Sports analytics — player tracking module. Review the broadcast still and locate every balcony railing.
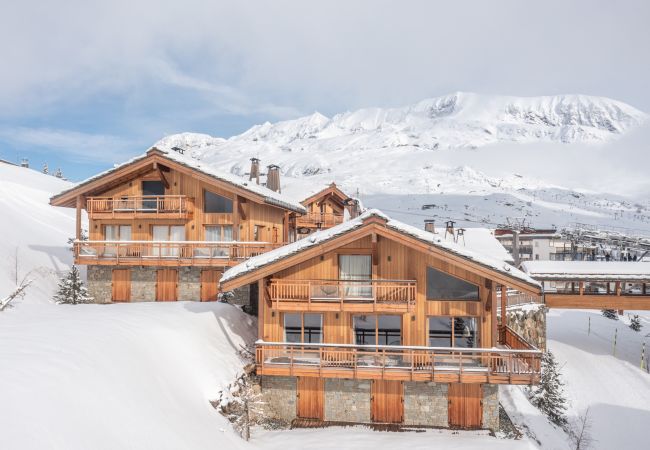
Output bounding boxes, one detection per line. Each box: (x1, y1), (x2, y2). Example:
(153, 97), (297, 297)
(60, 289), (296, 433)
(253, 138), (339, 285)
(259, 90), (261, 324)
(255, 340), (541, 385)
(269, 279), (417, 312)
(297, 212), (344, 228)
(86, 196), (194, 219)
(74, 240), (282, 266)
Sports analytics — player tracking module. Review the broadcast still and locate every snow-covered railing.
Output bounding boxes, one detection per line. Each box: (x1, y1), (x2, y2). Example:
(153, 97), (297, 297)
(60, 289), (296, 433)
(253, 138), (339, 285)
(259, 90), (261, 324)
(496, 288), (543, 312)
(268, 279), (417, 312)
(86, 195), (194, 219)
(255, 340), (541, 385)
(74, 240), (283, 265)
(297, 212), (344, 227)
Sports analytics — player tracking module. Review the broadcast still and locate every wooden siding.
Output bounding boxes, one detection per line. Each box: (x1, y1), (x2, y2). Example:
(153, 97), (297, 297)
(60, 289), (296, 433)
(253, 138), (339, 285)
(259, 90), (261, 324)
(448, 383), (482, 429)
(297, 377), (324, 420)
(545, 293), (650, 310)
(200, 269), (221, 302)
(371, 380), (403, 423)
(111, 269), (131, 302)
(156, 269), (178, 301)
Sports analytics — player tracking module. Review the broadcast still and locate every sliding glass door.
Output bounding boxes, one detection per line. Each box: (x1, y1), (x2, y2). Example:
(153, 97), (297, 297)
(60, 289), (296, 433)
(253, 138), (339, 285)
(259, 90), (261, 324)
(339, 254), (372, 298)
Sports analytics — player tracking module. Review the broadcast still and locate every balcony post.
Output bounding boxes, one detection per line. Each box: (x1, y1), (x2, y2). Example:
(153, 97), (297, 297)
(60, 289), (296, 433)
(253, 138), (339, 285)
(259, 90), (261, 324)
(75, 195), (83, 241)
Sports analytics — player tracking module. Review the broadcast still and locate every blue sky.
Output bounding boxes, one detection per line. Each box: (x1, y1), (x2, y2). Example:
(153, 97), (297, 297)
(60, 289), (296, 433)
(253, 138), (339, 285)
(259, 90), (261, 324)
(1, 1), (648, 181)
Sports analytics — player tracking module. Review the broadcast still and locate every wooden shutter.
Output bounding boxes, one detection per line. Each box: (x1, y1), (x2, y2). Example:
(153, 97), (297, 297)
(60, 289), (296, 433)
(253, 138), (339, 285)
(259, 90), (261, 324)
(296, 377), (324, 420)
(200, 270), (221, 302)
(371, 380), (403, 423)
(111, 269), (131, 302)
(156, 269), (178, 301)
(448, 383), (483, 429)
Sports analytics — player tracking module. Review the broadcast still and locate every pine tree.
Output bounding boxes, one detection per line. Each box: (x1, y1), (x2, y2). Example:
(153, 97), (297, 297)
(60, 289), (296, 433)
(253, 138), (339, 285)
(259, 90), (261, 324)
(529, 351), (568, 427)
(53, 266), (94, 305)
(630, 315), (642, 332)
(602, 309), (618, 320)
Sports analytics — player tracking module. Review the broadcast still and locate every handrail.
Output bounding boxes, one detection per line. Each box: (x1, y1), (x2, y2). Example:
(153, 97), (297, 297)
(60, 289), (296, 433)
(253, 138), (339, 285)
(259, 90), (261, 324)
(297, 212), (345, 226)
(86, 195), (194, 218)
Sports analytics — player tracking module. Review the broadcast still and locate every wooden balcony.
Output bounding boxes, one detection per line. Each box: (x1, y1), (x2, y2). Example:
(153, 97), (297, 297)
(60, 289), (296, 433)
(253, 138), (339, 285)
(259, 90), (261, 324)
(74, 240), (282, 267)
(255, 340), (541, 385)
(297, 212), (344, 228)
(269, 279), (417, 312)
(86, 196), (194, 219)
(543, 280), (650, 310)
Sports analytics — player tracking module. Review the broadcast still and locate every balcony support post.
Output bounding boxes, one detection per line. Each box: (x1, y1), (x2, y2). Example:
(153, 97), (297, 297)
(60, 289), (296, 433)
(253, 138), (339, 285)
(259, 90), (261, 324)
(75, 195), (83, 242)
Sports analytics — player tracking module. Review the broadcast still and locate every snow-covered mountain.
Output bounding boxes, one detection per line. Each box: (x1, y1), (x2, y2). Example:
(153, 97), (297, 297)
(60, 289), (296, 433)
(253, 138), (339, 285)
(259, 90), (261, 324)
(155, 92), (650, 233)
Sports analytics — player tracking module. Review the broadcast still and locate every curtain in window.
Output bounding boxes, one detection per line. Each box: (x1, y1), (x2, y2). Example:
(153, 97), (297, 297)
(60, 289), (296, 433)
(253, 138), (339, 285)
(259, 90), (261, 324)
(104, 225), (119, 257)
(119, 226), (131, 241)
(339, 255), (372, 298)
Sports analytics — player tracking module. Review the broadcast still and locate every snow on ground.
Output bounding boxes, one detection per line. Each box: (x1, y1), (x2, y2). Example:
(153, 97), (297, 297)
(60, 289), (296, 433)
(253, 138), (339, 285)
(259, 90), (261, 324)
(545, 308), (650, 450)
(0, 163), (77, 301)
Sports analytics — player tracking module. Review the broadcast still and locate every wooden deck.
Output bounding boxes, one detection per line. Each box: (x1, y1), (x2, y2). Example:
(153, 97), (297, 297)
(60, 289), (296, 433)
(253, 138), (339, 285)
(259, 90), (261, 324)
(255, 340), (541, 385)
(86, 195), (193, 219)
(269, 279), (417, 313)
(543, 280), (650, 309)
(74, 240), (282, 267)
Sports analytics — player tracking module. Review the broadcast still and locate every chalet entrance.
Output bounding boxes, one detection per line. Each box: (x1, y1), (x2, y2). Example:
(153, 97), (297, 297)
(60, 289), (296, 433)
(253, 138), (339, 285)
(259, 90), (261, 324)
(111, 269), (131, 302)
(156, 269), (178, 301)
(200, 269), (221, 302)
(448, 383), (483, 429)
(296, 377), (324, 420)
(371, 380), (403, 423)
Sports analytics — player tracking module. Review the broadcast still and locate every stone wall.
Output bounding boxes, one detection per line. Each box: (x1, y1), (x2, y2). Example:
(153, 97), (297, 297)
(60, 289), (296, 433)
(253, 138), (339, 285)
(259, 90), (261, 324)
(86, 265), (112, 303)
(178, 267), (201, 301)
(506, 305), (547, 350)
(228, 284), (251, 306)
(482, 384), (499, 431)
(130, 267), (156, 302)
(403, 382), (448, 427)
(261, 376), (296, 423)
(324, 379), (371, 423)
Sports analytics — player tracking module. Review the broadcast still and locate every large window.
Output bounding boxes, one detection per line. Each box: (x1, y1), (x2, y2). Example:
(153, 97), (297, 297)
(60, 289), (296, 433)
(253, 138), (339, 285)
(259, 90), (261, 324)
(142, 181), (165, 210)
(204, 190), (233, 213)
(104, 225), (131, 241)
(428, 316), (478, 348)
(205, 225), (233, 241)
(340, 254), (372, 298)
(426, 266), (479, 301)
(152, 225), (185, 256)
(354, 315), (401, 346)
(284, 313), (322, 343)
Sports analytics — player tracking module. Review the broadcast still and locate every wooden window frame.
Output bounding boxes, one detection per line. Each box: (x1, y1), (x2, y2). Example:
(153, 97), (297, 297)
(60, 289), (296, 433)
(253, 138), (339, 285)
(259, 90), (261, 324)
(204, 224), (233, 241)
(352, 314), (403, 346)
(283, 312), (323, 343)
(103, 224), (131, 240)
(426, 266), (480, 301)
(203, 189), (233, 214)
(427, 315), (480, 348)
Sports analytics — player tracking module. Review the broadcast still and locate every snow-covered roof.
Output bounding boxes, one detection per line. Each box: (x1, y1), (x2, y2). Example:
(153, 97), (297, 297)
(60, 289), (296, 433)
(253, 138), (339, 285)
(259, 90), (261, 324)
(51, 147), (306, 214)
(221, 209), (540, 289)
(522, 261), (650, 281)
(441, 228), (514, 264)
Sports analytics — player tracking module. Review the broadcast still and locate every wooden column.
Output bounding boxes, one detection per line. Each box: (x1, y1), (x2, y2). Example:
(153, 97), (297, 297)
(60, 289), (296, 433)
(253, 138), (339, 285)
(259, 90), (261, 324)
(258, 279), (265, 340)
(491, 286), (497, 348)
(75, 195), (83, 241)
(233, 195), (240, 240)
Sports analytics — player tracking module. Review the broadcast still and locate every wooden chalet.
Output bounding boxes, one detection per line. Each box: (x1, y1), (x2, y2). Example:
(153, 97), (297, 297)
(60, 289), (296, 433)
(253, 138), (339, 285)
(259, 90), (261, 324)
(296, 183), (360, 237)
(49, 147), (306, 303)
(221, 210), (542, 429)
(523, 261), (650, 310)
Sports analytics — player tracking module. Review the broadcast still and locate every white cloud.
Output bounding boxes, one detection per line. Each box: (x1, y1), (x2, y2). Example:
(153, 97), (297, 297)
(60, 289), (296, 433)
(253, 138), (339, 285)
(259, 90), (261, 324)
(0, 127), (138, 164)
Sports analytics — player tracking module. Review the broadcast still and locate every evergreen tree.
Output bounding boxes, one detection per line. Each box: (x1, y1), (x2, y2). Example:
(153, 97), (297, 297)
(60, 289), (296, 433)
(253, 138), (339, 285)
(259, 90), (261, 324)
(601, 309), (618, 320)
(529, 351), (568, 427)
(630, 315), (642, 332)
(53, 266), (94, 305)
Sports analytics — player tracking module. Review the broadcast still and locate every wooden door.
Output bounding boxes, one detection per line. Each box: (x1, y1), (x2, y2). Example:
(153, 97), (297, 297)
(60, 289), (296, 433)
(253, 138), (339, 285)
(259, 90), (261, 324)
(371, 380), (403, 423)
(448, 383), (483, 429)
(111, 269), (131, 302)
(296, 377), (324, 420)
(156, 269), (178, 302)
(200, 270), (221, 302)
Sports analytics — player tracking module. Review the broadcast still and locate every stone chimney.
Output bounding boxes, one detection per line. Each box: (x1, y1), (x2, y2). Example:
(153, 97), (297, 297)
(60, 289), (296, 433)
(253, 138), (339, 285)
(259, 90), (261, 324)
(20, 158), (29, 168)
(424, 219), (436, 233)
(249, 158), (260, 184)
(266, 164), (281, 193)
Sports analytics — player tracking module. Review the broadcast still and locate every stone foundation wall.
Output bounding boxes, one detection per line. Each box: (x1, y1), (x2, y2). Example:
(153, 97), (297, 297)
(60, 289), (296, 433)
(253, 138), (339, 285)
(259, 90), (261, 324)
(482, 384), (499, 431)
(261, 376), (296, 423)
(178, 267), (201, 301)
(85, 265), (207, 303)
(506, 305), (547, 350)
(228, 284), (251, 306)
(403, 382), (448, 427)
(324, 379), (371, 423)
(131, 267), (156, 302)
(86, 265), (112, 303)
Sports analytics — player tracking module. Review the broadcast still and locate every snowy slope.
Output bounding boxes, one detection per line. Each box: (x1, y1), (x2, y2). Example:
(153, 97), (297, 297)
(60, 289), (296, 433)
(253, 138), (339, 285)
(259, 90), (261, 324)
(154, 93), (650, 233)
(0, 163), (78, 302)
